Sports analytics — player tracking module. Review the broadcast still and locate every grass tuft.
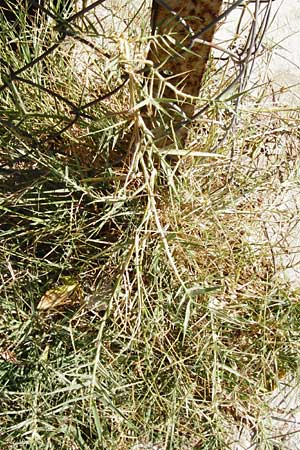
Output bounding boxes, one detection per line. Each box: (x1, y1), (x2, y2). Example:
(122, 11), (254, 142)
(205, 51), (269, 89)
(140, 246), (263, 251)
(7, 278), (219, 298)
(1, 2), (299, 449)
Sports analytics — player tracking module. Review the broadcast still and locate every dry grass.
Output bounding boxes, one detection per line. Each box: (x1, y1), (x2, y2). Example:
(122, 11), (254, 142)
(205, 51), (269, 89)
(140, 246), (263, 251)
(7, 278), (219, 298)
(0, 2), (299, 449)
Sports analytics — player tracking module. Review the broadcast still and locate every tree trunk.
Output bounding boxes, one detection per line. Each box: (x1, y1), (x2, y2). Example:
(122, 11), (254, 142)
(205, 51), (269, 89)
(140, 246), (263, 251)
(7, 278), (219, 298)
(147, 0), (223, 147)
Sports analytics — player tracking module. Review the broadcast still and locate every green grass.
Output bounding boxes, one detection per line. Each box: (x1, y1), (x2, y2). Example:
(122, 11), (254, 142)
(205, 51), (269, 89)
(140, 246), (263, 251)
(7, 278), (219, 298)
(1, 2), (300, 449)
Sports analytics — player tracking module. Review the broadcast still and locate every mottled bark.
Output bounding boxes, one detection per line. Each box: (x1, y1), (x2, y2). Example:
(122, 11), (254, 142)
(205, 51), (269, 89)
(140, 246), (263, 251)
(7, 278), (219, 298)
(147, 0), (223, 146)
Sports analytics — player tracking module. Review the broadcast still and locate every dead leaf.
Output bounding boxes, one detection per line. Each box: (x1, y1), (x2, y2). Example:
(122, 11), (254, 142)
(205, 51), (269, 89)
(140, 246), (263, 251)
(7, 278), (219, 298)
(0, 349), (19, 364)
(37, 277), (82, 311)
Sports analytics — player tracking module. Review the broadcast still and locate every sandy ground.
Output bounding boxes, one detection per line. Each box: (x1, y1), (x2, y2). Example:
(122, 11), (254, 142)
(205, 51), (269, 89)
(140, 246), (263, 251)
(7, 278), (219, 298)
(221, 1), (300, 448)
(216, 0), (300, 105)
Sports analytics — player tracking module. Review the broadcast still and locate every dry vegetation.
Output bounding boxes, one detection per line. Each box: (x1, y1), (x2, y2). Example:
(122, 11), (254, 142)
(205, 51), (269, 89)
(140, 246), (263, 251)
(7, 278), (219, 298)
(0, 1), (299, 449)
